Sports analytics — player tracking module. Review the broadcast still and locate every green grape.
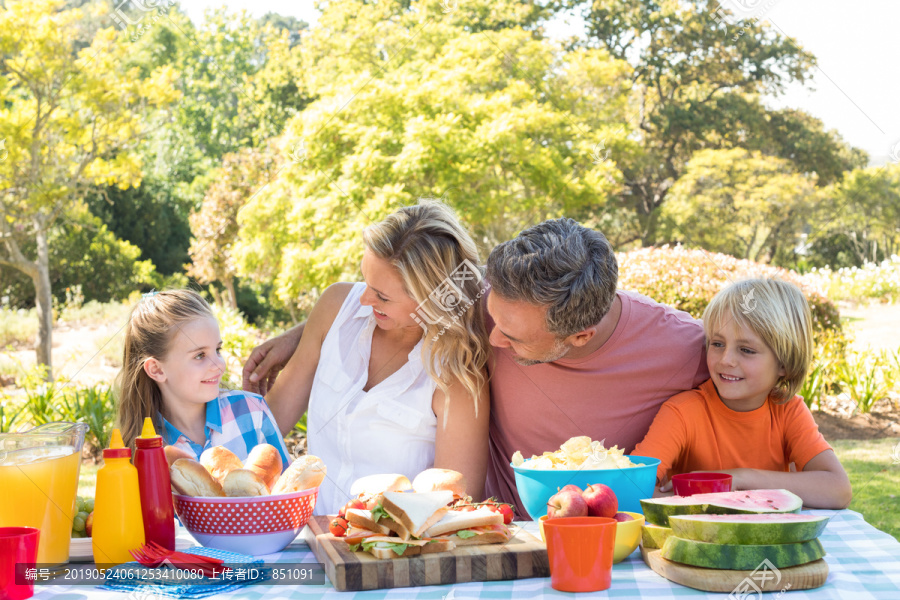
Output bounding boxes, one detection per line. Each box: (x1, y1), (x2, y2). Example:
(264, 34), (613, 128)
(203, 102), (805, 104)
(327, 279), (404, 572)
(72, 531), (84, 538)
(72, 516), (85, 532)
(83, 497), (94, 513)
(75, 496), (84, 513)
(76, 511), (88, 522)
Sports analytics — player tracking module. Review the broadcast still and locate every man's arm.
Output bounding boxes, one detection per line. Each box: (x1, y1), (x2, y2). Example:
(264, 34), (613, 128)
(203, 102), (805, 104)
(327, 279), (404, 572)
(242, 323), (306, 395)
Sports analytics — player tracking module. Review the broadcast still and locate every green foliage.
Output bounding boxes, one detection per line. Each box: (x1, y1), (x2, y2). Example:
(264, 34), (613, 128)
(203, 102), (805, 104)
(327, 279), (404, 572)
(804, 165), (900, 268)
(661, 148), (818, 263)
(58, 385), (116, 452)
(616, 245), (841, 333)
(0, 209), (159, 307)
(798, 330), (848, 411)
(833, 349), (891, 415)
(236, 1), (633, 311)
(85, 178), (193, 276)
(573, 0), (843, 244)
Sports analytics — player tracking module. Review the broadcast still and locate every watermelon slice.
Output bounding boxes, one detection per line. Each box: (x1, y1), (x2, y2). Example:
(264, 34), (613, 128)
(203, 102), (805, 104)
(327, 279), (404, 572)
(641, 523), (672, 549)
(661, 536), (826, 570)
(669, 513), (829, 545)
(640, 489), (803, 526)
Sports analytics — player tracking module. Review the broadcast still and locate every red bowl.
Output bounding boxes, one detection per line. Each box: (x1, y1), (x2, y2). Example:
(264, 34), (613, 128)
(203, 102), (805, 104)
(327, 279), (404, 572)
(172, 488), (317, 555)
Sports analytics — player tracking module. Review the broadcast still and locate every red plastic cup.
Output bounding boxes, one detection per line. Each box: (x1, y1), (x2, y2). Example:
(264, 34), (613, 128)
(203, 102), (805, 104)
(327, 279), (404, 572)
(671, 472), (733, 496)
(543, 517), (617, 592)
(0, 527), (39, 600)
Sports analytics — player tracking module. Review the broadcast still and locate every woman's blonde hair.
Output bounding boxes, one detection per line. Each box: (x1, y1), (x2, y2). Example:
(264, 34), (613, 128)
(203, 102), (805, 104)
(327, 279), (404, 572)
(702, 278), (813, 403)
(363, 200), (489, 420)
(115, 290), (216, 448)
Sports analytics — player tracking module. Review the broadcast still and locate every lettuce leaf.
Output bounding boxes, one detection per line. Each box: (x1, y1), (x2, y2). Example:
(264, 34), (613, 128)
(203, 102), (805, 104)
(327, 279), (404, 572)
(371, 504), (391, 523)
(456, 530), (477, 539)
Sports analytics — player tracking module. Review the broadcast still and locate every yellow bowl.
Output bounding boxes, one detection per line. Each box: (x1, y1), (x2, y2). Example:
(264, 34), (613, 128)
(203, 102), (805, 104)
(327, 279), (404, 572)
(539, 511), (645, 564)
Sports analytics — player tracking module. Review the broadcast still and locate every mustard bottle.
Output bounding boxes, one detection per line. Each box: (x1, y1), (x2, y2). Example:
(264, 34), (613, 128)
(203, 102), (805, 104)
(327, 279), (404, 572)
(92, 428), (145, 566)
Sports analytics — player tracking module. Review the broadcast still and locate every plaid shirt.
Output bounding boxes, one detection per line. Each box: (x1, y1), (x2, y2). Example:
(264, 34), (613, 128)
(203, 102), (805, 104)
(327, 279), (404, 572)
(160, 389), (291, 471)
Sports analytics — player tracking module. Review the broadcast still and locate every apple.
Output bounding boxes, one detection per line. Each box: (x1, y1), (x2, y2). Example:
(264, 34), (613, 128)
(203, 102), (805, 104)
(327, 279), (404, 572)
(84, 512), (94, 537)
(558, 484), (583, 494)
(546, 490), (589, 518)
(614, 512), (634, 522)
(582, 483), (618, 518)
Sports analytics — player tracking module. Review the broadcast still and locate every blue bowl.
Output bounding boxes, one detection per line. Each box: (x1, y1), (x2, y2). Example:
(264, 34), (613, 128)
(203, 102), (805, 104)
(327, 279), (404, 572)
(511, 455), (661, 520)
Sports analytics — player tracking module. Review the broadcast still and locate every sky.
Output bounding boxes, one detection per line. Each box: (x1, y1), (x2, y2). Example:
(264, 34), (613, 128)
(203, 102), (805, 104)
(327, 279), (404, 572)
(177, 0), (900, 165)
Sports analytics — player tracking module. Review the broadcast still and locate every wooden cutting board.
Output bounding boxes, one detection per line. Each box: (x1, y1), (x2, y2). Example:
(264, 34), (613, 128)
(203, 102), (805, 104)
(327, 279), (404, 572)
(303, 516), (549, 591)
(641, 547), (828, 592)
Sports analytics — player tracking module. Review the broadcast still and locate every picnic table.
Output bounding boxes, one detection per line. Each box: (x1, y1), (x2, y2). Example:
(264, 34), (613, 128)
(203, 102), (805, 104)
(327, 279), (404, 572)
(30, 509), (900, 599)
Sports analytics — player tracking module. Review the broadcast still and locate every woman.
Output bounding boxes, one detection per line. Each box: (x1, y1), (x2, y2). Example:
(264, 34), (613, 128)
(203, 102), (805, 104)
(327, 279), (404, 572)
(262, 200), (491, 514)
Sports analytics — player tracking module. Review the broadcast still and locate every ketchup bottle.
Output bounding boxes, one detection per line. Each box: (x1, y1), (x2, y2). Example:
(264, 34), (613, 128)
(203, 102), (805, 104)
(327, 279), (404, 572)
(134, 417), (176, 550)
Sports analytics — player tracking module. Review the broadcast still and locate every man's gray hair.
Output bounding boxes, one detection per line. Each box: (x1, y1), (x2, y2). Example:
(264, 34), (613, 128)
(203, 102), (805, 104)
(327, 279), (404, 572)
(486, 218), (618, 337)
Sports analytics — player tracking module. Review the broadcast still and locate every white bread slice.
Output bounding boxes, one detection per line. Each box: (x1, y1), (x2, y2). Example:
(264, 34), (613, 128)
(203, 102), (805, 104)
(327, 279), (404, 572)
(346, 509), (392, 535)
(445, 530), (509, 546)
(381, 491), (453, 539)
(423, 507), (504, 538)
(350, 473), (412, 496)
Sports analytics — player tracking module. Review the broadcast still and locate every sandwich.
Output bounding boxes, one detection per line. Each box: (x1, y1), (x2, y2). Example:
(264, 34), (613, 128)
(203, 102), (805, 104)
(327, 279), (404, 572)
(379, 490), (454, 540)
(422, 507), (510, 546)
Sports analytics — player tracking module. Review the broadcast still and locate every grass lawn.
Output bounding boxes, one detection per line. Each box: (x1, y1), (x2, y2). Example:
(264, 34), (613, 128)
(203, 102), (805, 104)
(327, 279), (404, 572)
(832, 438), (900, 541)
(75, 439), (900, 541)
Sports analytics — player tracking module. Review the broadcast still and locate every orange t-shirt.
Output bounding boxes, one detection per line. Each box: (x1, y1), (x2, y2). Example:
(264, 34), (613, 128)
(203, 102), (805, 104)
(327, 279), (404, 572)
(633, 379), (832, 483)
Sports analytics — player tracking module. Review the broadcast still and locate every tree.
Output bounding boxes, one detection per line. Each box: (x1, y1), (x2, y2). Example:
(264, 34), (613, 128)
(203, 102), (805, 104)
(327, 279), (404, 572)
(0, 0), (178, 375)
(804, 165), (900, 268)
(233, 0), (633, 314)
(659, 148), (817, 263)
(572, 0), (862, 245)
(187, 146), (278, 309)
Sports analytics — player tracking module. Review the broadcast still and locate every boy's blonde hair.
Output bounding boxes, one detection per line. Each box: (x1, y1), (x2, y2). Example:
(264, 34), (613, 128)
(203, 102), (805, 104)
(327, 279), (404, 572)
(115, 290), (216, 448)
(702, 278), (813, 403)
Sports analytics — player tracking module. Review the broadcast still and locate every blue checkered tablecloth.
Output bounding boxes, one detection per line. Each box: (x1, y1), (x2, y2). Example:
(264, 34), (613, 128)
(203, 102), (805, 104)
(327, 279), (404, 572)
(30, 509), (900, 598)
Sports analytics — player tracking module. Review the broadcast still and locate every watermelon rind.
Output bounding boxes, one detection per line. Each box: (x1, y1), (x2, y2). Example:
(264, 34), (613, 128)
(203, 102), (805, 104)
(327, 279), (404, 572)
(640, 489), (803, 526)
(641, 523), (672, 549)
(668, 514), (829, 545)
(661, 536), (826, 570)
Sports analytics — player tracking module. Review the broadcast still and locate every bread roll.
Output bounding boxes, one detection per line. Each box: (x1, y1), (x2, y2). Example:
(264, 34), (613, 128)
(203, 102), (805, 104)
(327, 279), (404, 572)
(164, 445), (194, 467)
(222, 468), (269, 497)
(170, 459), (226, 497)
(200, 446), (243, 484)
(349, 473), (412, 496)
(412, 468), (467, 498)
(271, 455), (327, 495)
(244, 444), (283, 492)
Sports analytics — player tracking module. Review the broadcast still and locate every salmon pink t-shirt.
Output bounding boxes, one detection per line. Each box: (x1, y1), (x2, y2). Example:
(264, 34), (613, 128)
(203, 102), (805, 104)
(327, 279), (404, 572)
(633, 379), (832, 483)
(484, 290), (708, 514)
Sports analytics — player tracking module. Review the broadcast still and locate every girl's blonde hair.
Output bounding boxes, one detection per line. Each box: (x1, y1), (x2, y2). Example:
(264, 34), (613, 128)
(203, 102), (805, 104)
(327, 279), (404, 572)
(363, 200), (489, 419)
(702, 278), (813, 403)
(115, 290), (216, 448)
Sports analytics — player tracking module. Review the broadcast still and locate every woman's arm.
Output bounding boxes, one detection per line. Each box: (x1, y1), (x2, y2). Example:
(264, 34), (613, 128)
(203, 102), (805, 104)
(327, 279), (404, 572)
(716, 449), (852, 509)
(432, 375), (490, 502)
(264, 283), (352, 437)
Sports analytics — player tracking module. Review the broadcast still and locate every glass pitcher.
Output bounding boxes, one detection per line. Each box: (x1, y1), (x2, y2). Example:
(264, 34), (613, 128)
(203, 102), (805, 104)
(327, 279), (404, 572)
(0, 422), (89, 565)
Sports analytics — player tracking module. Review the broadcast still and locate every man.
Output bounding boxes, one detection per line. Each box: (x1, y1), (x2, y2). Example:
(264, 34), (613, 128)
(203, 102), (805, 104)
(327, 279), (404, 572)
(244, 218), (708, 515)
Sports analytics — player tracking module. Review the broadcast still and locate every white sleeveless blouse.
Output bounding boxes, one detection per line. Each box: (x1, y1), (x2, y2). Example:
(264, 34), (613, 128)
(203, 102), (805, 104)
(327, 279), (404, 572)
(306, 283), (438, 515)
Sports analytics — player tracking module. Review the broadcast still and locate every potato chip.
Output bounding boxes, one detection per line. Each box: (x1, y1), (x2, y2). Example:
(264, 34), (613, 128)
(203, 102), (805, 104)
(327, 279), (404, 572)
(512, 438), (644, 470)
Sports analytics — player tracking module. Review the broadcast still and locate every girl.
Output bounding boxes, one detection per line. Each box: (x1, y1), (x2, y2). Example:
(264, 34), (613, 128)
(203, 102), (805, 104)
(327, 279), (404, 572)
(116, 290), (290, 469)
(634, 278), (851, 509)
(262, 200), (491, 515)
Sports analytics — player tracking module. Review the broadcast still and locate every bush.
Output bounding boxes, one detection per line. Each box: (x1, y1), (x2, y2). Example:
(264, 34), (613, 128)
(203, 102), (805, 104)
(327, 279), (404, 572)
(806, 256), (900, 304)
(617, 245), (841, 333)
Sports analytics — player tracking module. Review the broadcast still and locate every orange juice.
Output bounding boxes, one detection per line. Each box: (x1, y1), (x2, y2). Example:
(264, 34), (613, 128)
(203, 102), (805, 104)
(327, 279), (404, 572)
(0, 446), (81, 565)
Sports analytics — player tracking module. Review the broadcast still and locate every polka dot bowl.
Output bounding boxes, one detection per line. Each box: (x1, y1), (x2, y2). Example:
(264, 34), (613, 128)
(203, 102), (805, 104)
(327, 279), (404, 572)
(172, 487), (318, 556)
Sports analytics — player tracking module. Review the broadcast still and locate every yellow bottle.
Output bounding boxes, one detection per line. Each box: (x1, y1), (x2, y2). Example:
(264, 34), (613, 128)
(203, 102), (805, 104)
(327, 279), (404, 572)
(92, 428), (145, 566)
